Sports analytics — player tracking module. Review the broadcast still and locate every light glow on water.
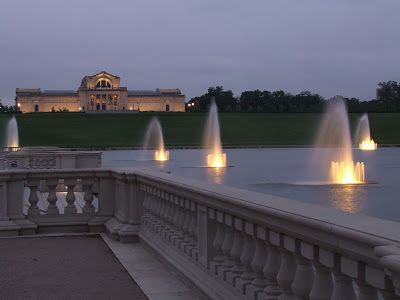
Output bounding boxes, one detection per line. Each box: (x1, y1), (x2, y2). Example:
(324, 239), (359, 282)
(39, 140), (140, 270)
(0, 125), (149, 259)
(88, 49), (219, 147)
(330, 161), (365, 184)
(155, 150), (169, 161)
(206, 153), (227, 168)
(359, 139), (377, 151)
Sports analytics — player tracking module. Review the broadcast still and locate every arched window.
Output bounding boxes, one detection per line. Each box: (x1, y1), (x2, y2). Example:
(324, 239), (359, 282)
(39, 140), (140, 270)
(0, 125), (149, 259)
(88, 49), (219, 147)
(166, 104), (170, 112)
(96, 79), (112, 89)
(34, 104), (39, 112)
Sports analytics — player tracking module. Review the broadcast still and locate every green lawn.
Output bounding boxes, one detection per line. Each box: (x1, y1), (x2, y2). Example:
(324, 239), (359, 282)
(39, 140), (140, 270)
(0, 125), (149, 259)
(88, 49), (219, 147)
(0, 112), (398, 148)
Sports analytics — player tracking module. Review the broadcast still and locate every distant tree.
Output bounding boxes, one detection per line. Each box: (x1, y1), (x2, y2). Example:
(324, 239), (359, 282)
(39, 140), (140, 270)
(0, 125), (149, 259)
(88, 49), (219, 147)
(377, 81), (400, 112)
(188, 86), (237, 112)
(240, 90), (264, 112)
(0, 100), (19, 113)
(188, 80), (400, 113)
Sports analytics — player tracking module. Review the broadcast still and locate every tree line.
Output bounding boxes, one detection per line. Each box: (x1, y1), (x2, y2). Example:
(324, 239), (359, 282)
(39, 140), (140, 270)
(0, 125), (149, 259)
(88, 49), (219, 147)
(0, 102), (19, 113)
(187, 81), (400, 113)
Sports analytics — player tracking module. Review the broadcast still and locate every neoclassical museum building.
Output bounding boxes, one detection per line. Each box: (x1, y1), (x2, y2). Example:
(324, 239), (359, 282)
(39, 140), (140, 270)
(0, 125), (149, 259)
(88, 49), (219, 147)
(15, 71), (185, 113)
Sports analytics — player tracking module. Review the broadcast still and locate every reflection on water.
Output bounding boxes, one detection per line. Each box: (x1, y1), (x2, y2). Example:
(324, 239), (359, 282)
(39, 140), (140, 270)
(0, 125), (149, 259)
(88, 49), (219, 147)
(206, 167), (226, 185)
(329, 184), (363, 213)
(102, 148), (400, 222)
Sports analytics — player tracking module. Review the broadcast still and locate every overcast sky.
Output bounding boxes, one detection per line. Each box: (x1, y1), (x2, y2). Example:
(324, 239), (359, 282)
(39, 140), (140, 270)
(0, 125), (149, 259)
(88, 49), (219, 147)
(0, 0), (399, 105)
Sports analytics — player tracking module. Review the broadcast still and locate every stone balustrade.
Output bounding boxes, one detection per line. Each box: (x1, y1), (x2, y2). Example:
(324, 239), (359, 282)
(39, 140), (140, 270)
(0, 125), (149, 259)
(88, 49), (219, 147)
(0, 167), (400, 299)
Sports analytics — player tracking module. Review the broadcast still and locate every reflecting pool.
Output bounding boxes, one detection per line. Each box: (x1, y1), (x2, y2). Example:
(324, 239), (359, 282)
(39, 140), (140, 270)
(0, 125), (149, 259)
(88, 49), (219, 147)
(102, 148), (400, 222)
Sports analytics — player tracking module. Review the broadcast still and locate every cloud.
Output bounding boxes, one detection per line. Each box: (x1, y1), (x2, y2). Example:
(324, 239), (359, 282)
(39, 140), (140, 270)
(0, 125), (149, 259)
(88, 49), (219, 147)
(0, 0), (399, 104)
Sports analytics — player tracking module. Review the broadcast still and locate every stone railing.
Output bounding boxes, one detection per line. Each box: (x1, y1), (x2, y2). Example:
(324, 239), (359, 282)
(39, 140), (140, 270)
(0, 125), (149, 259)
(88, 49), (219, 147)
(0, 169), (136, 240)
(136, 170), (400, 299)
(1, 148), (101, 170)
(0, 168), (400, 299)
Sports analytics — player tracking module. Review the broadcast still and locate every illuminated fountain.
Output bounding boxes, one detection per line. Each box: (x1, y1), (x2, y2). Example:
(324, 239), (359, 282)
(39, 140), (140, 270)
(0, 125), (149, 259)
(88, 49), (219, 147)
(355, 114), (377, 151)
(203, 97), (227, 168)
(313, 97), (365, 184)
(5, 116), (19, 150)
(143, 117), (169, 161)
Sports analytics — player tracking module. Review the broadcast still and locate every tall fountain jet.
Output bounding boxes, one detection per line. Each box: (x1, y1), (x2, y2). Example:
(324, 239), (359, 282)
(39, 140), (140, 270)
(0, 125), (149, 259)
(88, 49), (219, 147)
(313, 97), (365, 184)
(5, 116), (19, 149)
(355, 113), (377, 151)
(203, 97), (227, 168)
(143, 117), (169, 161)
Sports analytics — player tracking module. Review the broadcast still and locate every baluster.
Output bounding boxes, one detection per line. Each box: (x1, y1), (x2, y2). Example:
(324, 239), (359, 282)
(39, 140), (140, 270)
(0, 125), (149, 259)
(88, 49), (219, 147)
(171, 199), (185, 246)
(157, 195), (164, 217)
(356, 280), (379, 300)
(27, 180), (40, 216)
(163, 195), (177, 241)
(159, 198), (166, 220)
(160, 196), (173, 237)
(216, 214), (235, 281)
(329, 254), (356, 300)
(141, 194), (150, 225)
(153, 192), (168, 235)
(304, 245), (332, 300)
(352, 262), (379, 300)
(291, 241), (314, 299)
(64, 178), (77, 214)
(46, 179), (59, 215)
(178, 200), (192, 250)
(380, 290), (399, 300)
(235, 222), (256, 295)
(259, 231), (282, 300)
(160, 195), (171, 227)
(151, 196), (162, 231)
(154, 198), (166, 233)
(182, 201), (191, 234)
(246, 226), (269, 300)
(331, 270), (355, 300)
(168, 197), (182, 243)
(190, 202), (199, 261)
(82, 179), (95, 215)
(147, 194), (155, 224)
(277, 248), (296, 300)
(209, 211), (226, 275)
(274, 233), (298, 300)
(225, 218), (245, 286)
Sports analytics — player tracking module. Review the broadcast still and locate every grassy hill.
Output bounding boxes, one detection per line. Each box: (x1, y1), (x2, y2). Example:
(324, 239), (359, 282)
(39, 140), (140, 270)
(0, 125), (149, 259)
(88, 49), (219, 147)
(0, 112), (398, 148)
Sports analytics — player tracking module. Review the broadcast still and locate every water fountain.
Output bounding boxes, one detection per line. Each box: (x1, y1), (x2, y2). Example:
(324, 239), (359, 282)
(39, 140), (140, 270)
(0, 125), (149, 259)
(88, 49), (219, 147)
(203, 97), (227, 168)
(313, 97), (365, 184)
(143, 117), (169, 161)
(5, 116), (19, 150)
(355, 113), (377, 150)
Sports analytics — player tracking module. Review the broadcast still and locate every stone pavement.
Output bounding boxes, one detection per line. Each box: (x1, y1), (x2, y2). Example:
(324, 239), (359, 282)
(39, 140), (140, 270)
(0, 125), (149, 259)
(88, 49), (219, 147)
(0, 235), (148, 300)
(101, 233), (209, 300)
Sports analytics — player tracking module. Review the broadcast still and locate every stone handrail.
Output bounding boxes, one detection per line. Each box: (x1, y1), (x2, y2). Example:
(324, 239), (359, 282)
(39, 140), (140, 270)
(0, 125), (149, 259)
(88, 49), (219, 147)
(0, 168), (399, 299)
(135, 169), (400, 299)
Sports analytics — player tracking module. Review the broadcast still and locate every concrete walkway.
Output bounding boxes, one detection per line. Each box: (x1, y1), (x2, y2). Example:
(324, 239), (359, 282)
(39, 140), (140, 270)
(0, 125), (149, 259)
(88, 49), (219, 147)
(101, 233), (209, 300)
(0, 235), (148, 300)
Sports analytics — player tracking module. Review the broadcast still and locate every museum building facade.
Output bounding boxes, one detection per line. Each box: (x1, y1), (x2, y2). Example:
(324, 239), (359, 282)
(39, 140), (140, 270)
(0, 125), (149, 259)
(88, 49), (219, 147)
(15, 71), (185, 113)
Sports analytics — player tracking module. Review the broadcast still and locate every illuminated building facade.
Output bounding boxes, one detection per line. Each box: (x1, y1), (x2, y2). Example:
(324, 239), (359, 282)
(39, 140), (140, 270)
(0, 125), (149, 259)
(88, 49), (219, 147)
(15, 71), (185, 113)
